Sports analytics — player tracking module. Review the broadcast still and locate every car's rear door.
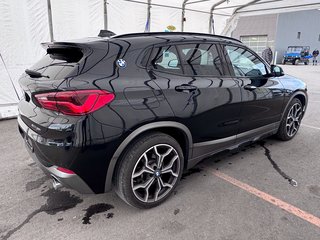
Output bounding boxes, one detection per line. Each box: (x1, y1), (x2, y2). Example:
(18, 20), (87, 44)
(148, 42), (242, 161)
(222, 44), (285, 141)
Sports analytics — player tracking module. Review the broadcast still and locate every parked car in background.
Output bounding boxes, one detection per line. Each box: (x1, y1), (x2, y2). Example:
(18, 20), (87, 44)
(282, 46), (312, 65)
(18, 32), (308, 208)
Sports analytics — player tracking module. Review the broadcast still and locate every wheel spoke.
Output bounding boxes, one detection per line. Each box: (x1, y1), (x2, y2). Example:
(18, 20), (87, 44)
(132, 167), (154, 178)
(155, 146), (173, 168)
(142, 153), (154, 172)
(161, 155), (179, 177)
(154, 178), (162, 201)
(294, 105), (301, 117)
(133, 177), (155, 191)
(161, 169), (178, 177)
(159, 177), (173, 189)
(153, 145), (161, 158)
(143, 178), (155, 202)
(287, 108), (293, 119)
(162, 155), (178, 172)
(296, 111), (302, 120)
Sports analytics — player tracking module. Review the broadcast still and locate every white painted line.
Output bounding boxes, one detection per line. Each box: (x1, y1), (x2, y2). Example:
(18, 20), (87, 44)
(301, 124), (320, 130)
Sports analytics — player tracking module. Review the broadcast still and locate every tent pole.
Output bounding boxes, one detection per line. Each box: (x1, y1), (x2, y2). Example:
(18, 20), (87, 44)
(47, 0), (54, 42)
(222, 0), (262, 36)
(103, 0), (108, 30)
(209, 0), (228, 34)
(214, 0), (281, 11)
(146, 0), (151, 32)
(181, 0), (189, 32)
(124, 0), (230, 16)
(233, 0), (262, 14)
(0, 54), (20, 101)
(237, 2), (320, 14)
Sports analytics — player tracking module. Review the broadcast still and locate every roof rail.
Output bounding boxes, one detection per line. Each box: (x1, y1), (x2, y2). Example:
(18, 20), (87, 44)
(112, 32), (242, 43)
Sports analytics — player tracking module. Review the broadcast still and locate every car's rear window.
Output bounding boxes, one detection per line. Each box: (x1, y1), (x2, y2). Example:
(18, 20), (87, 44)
(30, 47), (83, 80)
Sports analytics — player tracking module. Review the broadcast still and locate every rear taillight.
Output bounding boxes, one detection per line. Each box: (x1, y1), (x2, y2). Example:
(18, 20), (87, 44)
(35, 90), (114, 116)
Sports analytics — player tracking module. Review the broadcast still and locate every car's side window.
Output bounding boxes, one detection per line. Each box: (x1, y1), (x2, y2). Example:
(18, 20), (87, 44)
(149, 45), (182, 74)
(177, 43), (223, 76)
(225, 45), (267, 77)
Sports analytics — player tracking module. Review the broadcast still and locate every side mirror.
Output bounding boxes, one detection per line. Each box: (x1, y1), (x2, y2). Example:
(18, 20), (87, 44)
(271, 65), (284, 77)
(168, 59), (179, 68)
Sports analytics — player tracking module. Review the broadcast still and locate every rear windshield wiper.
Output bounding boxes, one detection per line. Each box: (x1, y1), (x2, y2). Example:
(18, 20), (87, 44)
(25, 69), (49, 78)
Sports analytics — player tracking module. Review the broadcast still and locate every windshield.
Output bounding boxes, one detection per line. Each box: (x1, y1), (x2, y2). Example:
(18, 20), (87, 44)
(287, 47), (303, 53)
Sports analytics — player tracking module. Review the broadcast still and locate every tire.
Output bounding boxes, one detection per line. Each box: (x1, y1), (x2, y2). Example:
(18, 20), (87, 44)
(304, 60), (309, 65)
(282, 59), (286, 65)
(114, 132), (184, 208)
(276, 98), (303, 141)
(293, 59), (299, 65)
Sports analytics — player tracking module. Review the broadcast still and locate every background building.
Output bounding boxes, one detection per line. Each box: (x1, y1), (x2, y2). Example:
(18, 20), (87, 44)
(231, 9), (320, 63)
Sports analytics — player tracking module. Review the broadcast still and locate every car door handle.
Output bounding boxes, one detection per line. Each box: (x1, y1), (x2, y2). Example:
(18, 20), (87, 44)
(244, 84), (257, 91)
(175, 84), (198, 92)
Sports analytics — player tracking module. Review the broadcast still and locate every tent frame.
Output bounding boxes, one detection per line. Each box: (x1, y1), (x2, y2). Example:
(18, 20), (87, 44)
(45, 0), (320, 40)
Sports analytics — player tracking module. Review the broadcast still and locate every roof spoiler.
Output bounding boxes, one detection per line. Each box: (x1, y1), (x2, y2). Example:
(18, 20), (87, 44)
(98, 30), (116, 38)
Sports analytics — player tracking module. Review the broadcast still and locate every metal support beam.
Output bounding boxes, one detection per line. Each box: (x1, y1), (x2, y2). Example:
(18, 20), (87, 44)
(233, 0), (262, 14)
(187, 0), (212, 4)
(103, 0), (108, 30)
(145, 0), (151, 32)
(181, 0), (189, 32)
(183, 0), (221, 32)
(0, 53), (20, 101)
(47, 0), (54, 42)
(237, 2), (320, 14)
(221, 0), (262, 36)
(209, 0), (228, 34)
(124, 0), (230, 16)
(214, 0), (282, 11)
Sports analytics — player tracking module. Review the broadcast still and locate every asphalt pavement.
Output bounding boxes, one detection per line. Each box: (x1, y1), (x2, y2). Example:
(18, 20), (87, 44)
(0, 64), (319, 240)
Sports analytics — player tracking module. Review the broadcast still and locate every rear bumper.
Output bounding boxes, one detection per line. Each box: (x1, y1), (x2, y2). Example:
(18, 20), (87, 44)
(18, 116), (94, 194)
(30, 151), (94, 194)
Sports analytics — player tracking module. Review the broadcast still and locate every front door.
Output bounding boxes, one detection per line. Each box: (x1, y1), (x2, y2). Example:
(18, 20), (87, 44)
(223, 44), (285, 139)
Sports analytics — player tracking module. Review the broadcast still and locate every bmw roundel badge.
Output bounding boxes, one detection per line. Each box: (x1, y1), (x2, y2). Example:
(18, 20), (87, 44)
(116, 59), (127, 68)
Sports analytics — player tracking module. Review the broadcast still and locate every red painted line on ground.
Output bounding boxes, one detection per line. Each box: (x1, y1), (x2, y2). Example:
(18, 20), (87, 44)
(209, 168), (320, 228)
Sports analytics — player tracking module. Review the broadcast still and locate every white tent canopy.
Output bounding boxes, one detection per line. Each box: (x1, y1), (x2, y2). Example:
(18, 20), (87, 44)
(1, 0), (320, 118)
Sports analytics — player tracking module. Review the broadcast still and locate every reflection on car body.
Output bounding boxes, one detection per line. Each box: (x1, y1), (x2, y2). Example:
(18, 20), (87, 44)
(18, 32), (307, 208)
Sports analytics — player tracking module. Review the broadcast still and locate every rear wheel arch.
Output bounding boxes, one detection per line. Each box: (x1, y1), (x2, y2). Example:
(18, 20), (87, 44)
(104, 121), (193, 192)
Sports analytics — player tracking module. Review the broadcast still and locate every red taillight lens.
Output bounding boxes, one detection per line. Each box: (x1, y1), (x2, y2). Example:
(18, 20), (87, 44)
(35, 90), (114, 116)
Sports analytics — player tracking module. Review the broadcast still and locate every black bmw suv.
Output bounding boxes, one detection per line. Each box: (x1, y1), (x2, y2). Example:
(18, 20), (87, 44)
(18, 32), (307, 208)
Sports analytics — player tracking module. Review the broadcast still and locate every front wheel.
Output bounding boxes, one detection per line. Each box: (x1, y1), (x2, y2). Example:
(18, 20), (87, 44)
(293, 59), (299, 65)
(114, 132), (184, 208)
(276, 98), (303, 141)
